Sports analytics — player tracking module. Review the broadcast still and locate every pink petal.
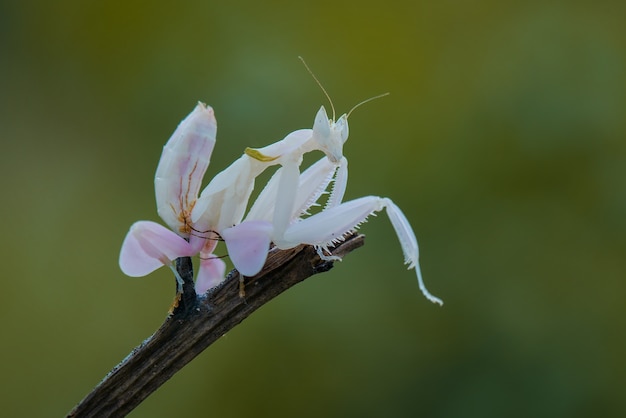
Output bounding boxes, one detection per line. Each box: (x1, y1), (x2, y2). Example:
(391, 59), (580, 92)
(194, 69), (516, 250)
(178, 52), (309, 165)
(119, 221), (195, 277)
(195, 256), (227, 294)
(221, 220), (273, 277)
(155, 103), (217, 234)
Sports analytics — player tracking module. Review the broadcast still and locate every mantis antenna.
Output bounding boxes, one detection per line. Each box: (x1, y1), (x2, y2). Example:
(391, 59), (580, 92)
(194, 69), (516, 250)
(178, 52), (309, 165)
(298, 56), (336, 121)
(347, 92), (390, 119)
(298, 56), (389, 120)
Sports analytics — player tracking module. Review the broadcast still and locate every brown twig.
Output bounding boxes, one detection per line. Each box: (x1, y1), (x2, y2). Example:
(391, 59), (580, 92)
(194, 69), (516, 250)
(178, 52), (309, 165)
(67, 234), (365, 417)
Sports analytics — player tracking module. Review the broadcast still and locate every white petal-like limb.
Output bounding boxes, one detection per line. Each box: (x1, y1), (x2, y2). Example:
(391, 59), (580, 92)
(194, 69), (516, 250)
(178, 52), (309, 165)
(281, 196), (381, 247)
(325, 157), (347, 209)
(221, 220), (273, 277)
(119, 221), (195, 277)
(382, 198), (418, 268)
(293, 157), (339, 217)
(243, 167), (282, 222)
(279, 196), (443, 305)
(155, 102), (217, 235)
(192, 128), (316, 230)
(271, 161), (300, 239)
(251, 128), (314, 160)
(383, 199), (443, 305)
(245, 156), (338, 223)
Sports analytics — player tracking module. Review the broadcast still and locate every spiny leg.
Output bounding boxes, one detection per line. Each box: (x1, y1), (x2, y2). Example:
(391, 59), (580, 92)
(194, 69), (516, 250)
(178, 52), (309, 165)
(279, 196), (442, 305)
(167, 263), (186, 294)
(315, 246), (342, 262)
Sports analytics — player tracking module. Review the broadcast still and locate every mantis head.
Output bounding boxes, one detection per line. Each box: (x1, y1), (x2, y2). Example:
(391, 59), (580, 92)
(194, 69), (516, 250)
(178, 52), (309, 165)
(299, 57), (387, 165)
(312, 105), (349, 164)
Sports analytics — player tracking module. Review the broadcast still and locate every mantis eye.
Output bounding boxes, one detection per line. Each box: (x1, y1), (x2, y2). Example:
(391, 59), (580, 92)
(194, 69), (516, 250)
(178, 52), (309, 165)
(313, 105), (331, 139)
(336, 115), (349, 143)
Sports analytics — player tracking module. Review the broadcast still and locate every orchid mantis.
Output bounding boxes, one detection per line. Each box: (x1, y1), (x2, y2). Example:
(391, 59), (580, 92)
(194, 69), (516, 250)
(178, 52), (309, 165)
(119, 69), (442, 305)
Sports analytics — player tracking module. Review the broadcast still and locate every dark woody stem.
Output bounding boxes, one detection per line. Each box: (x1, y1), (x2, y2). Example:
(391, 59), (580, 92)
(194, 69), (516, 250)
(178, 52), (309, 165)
(67, 233), (365, 418)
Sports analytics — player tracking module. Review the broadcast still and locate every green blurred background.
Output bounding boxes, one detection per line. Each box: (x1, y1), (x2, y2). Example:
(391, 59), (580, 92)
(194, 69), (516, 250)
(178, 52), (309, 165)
(1, 1), (625, 417)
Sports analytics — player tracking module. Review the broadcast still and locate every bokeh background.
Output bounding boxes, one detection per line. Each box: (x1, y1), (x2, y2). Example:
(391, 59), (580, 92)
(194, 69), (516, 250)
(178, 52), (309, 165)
(1, 1), (624, 417)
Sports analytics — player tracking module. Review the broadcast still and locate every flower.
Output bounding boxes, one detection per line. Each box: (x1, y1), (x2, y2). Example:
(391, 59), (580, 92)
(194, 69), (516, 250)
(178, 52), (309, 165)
(119, 102), (226, 293)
